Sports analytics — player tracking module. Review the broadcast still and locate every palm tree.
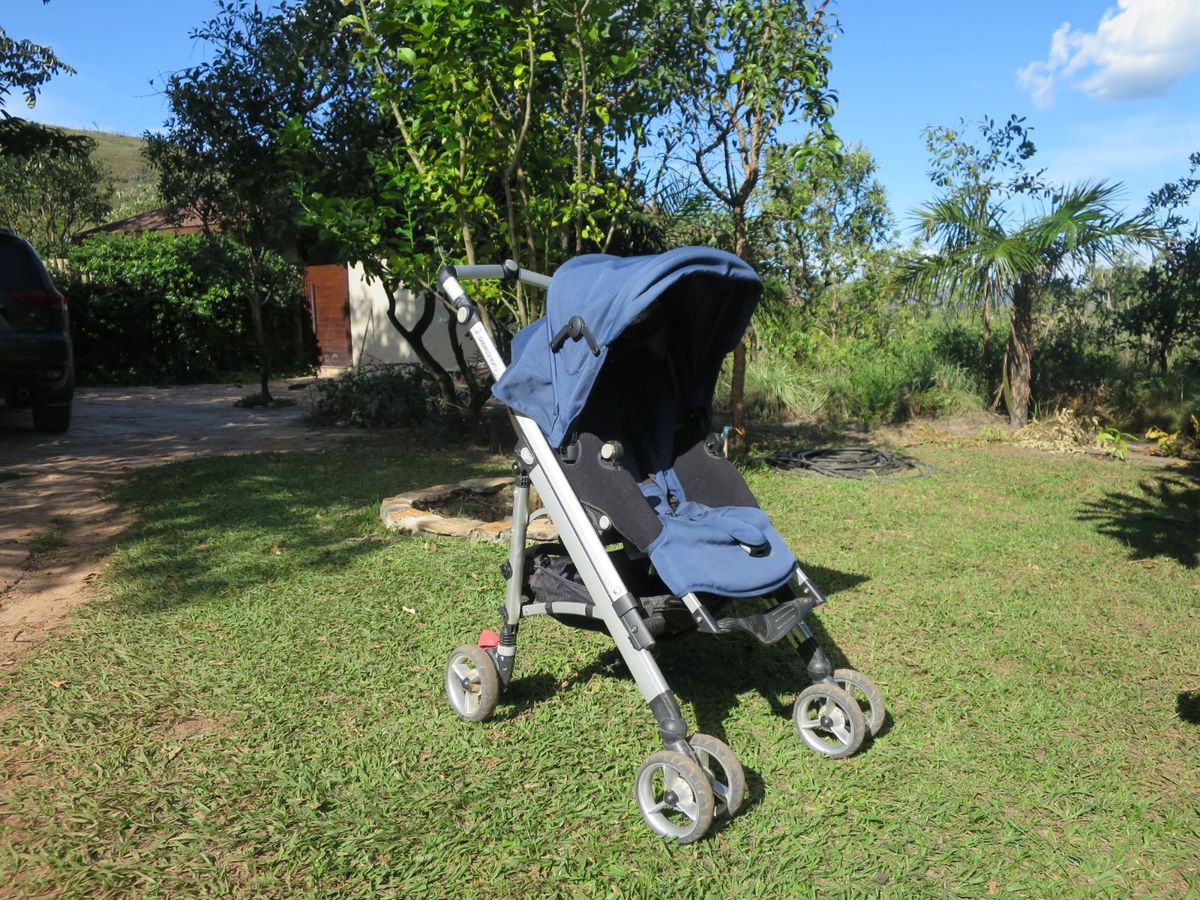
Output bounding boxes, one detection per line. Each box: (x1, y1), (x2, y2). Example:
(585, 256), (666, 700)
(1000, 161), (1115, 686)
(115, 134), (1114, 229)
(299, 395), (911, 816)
(907, 181), (1159, 426)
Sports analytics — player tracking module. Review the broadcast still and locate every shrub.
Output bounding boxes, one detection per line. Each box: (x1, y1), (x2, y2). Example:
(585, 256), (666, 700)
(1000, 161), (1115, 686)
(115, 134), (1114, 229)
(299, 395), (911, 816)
(62, 232), (311, 385)
(906, 362), (983, 419)
(312, 364), (446, 429)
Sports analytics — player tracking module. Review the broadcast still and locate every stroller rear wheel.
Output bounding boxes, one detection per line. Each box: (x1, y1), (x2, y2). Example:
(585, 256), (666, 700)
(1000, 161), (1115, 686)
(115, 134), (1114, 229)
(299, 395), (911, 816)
(832, 668), (886, 737)
(635, 750), (715, 843)
(793, 684), (867, 758)
(689, 733), (746, 818)
(444, 645), (500, 722)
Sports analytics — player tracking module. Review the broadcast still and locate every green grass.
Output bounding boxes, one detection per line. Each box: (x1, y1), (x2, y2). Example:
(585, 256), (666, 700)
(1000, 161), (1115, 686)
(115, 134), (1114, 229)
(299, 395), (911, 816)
(55, 126), (151, 195)
(24, 516), (72, 564)
(1, 442), (1198, 896)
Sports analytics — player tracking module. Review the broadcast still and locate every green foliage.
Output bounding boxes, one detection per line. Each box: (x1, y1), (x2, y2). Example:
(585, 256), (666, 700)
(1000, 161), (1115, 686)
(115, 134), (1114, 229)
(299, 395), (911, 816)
(759, 143), (894, 312)
(312, 364), (450, 429)
(717, 350), (824, 422)
(1120, 241), (1200, 373)
(721, 314), (984, 426)
(0, 135), (111, 257)
(312, 0), (679, 332)
(0, 3), (83, 157)
(1095, 425), (1137, 461)
(63, 232), (306, 385)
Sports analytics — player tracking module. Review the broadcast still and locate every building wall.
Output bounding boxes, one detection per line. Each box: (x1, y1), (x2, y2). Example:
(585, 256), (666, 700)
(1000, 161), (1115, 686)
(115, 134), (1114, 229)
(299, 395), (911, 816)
(346, 263), (467, 371)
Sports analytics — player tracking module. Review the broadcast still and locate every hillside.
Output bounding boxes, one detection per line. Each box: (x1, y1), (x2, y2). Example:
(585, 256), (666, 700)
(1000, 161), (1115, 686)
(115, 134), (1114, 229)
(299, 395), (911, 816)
(50, 126), (159, 222)
(55, 126), (151, 194)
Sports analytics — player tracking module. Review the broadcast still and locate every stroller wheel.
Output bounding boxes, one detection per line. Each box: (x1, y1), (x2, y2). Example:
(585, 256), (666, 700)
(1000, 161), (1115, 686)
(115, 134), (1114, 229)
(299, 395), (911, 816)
(793, 684), (867, 759)
(444, 645), (500, 722)
(832, 668), (886, 737)
(689, 733), (746, 818)
(635, 750), (715, 843)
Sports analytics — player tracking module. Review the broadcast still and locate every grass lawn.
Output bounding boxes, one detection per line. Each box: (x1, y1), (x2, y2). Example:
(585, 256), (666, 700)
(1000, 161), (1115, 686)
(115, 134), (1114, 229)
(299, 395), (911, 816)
(1, 441), (1197, 896)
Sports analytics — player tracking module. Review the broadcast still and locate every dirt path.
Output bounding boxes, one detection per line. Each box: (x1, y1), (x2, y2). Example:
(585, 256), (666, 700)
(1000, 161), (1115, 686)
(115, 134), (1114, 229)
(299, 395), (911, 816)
(0, 382), (347, 666)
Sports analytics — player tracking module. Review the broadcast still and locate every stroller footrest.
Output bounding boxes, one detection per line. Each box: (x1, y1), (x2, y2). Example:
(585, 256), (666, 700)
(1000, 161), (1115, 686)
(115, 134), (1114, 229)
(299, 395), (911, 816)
(714, 596), (816, 646)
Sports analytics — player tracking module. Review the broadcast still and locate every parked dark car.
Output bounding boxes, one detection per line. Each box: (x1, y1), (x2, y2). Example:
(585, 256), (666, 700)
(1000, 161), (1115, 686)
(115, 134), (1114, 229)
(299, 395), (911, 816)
(0, 229), (73, 432)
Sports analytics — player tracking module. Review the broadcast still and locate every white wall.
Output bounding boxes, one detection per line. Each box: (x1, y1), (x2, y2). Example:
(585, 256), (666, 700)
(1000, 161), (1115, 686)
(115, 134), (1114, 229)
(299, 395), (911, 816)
(346, 263), (470, 370)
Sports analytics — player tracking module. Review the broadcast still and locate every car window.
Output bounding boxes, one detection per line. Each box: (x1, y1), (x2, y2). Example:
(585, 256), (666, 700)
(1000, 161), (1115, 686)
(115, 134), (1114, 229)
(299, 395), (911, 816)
(0, 243), (45, 293)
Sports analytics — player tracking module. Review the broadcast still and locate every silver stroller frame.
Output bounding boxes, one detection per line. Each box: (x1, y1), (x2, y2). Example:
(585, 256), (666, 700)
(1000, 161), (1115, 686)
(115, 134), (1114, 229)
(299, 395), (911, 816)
(437, 261), (884, 843)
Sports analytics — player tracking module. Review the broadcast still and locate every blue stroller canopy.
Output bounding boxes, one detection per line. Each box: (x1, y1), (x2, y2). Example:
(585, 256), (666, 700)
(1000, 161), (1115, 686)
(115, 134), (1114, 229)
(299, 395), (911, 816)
(493, 247), (761, 448)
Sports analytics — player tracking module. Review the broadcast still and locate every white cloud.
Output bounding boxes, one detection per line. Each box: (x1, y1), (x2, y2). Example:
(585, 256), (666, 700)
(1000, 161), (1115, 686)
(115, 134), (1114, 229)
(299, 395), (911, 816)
(1018, 0), (1200, 108)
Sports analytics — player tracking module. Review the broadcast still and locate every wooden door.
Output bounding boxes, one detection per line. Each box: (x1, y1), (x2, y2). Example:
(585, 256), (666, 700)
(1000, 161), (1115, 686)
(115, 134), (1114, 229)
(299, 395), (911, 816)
(303, 264), (352, 369)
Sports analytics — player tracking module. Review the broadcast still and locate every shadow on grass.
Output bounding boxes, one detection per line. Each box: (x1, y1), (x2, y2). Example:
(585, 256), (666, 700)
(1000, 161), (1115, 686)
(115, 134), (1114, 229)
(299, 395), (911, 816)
(1077, 467), (1200, 569)
(501, 564), (873, 747)
(1178, 691), (1200, 725)
(107, 446), (502, 614)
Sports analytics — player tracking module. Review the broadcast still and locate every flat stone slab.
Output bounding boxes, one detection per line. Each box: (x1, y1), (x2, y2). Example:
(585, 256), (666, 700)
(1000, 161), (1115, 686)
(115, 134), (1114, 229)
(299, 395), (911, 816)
(380, 476), (558, 543)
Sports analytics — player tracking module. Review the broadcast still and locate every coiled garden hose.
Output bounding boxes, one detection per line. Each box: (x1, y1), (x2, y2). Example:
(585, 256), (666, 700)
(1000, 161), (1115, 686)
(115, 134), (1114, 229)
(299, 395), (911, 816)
(763, 447), (935, 480)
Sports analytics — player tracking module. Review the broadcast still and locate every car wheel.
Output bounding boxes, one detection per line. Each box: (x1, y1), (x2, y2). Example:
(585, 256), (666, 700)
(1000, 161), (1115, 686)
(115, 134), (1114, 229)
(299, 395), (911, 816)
(32, 402), (71, 433)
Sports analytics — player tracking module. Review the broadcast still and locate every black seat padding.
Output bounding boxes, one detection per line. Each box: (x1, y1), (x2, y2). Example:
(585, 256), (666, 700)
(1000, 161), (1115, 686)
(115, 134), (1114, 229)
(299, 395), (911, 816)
(671, 434), (758, 510)
(558, 432), (663, 552)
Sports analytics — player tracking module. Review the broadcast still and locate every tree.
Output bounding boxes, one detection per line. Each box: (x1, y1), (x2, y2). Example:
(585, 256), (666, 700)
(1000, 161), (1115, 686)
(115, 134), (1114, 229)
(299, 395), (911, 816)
(1124, 243), (1200, 371)
(336, 0), (677, 317)
(918, 116), (1043, 393)
(291, 0), (680, 415)
(911, 180), (1158, 426)
(146, 0), (351, 401)
(0, 1), (80, 157)
(0, 136), (111, 256)
(758, 143), (893, 341)
(664, 0), (839, 455)
(1120, 152), (1200, 371)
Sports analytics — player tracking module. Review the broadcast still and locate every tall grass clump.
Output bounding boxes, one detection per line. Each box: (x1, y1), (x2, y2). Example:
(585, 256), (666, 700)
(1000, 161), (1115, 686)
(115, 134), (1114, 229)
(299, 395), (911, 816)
(717, 351), (827, 421)
(723, 312), (988, 427)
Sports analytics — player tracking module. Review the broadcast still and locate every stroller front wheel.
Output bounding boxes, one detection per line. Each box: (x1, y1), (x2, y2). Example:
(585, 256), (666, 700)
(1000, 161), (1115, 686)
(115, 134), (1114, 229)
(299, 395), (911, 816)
(689, 733), (746, 818)
(831, 668), (886, 737)
(445, 645), (500, 722)
(793, 684), (867, 759)
(635, 750), (715, 843)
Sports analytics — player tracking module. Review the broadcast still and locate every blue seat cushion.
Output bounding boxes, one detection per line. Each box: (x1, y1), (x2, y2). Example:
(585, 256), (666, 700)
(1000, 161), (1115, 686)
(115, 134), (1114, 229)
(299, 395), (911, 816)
(641, 471), (796, 598)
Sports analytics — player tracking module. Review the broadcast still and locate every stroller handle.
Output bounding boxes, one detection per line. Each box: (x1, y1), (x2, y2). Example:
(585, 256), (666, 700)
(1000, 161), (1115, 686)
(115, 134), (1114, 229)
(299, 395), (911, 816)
(437, 260), (552, 291)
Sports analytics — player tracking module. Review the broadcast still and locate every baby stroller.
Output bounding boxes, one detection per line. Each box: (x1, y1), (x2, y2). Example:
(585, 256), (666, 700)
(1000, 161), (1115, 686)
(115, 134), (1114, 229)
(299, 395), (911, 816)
(437, 247), (884, 843)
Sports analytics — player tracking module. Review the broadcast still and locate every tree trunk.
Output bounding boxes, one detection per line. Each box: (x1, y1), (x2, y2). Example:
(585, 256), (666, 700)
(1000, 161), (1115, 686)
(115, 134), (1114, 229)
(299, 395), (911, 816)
(729, 340), (748, 454)
(250, 293), (272, 402)
(448, 313), (490, 416)
(245, 252), (272, 403)
(383, 284), (458, 407)
(1156, 345), (1170, 374)
(1006, 278), (1034, 426)
(981, 295), (992, 401)
(728, 206), (750, 458)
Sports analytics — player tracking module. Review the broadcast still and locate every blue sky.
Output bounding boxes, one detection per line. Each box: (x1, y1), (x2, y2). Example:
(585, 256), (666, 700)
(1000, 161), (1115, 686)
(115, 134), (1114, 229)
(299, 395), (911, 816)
(8, 0), (1200, 234)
